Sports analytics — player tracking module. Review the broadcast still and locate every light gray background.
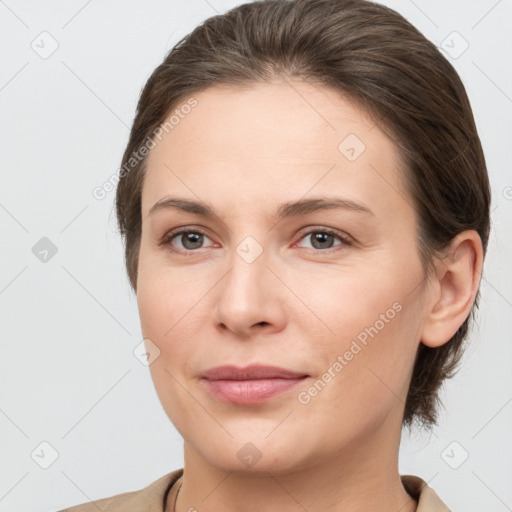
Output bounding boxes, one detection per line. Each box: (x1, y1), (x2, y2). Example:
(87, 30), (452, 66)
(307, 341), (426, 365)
(1, 1), (511, 511)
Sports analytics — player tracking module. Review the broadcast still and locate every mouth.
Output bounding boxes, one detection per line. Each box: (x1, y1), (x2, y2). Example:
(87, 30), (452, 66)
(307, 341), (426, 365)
(200, 364), (309, 405)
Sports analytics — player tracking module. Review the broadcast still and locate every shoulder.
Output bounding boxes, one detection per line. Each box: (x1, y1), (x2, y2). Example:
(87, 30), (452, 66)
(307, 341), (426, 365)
(401, 474), (451, 512)
(59, 469), (447, 511)
(58, 468), (184, 512)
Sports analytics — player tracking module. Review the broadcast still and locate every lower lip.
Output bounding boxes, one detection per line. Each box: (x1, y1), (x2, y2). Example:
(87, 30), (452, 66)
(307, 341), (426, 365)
(201, 377), (307, 405)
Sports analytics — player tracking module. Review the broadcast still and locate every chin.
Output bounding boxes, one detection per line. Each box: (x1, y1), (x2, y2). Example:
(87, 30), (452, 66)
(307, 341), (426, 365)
(190, 433), (318, 476)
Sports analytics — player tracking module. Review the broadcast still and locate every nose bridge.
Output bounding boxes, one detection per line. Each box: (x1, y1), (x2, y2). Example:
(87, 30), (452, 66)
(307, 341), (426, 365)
(214, 231), (284, 334)
(221, 234), (270, 305)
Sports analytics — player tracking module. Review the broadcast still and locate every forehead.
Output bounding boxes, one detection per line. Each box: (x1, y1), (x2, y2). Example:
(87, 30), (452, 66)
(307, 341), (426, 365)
(142, 81), (410, 221)
(147, 81), (382, 163)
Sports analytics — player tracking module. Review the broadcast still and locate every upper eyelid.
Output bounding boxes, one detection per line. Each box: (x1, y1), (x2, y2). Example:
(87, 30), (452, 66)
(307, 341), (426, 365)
(296, 226), (352, 240)
(294, 229), (353, 250)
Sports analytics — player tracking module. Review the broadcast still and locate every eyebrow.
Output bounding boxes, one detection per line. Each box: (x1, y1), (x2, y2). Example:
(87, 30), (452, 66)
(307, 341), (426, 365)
(148, 196), (374, 219)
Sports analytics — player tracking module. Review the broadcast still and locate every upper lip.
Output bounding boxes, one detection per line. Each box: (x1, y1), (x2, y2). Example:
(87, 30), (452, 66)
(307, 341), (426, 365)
(201, 365), (308, 381)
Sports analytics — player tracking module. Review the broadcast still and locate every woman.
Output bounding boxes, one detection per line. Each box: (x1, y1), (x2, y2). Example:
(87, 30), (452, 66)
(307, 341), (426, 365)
(61, 0), (490, 510)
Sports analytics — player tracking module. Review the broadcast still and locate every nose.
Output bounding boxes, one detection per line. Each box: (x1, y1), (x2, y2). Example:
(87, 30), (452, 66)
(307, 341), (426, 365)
(213, 243), (287, 338)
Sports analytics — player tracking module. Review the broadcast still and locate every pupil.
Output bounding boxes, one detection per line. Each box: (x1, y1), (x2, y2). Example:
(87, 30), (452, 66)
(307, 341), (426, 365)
(312, 232), (333, 249)
(183, 232), (203, 249)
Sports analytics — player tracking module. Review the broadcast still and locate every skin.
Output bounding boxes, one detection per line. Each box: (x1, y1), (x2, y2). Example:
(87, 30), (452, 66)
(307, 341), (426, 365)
(136, 80), (483, 512)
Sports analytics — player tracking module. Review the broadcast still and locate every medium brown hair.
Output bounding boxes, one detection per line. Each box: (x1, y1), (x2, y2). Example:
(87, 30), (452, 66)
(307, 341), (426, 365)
(115, 0), (491, 431)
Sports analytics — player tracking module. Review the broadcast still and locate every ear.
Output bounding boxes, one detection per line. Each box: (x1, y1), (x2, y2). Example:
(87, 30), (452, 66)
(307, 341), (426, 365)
(420, 230), (484, 348)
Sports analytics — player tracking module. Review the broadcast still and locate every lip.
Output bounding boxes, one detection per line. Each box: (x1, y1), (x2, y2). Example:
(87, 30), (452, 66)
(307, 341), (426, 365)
(200, 365), (309, 405)
(201, 364), (308, 380)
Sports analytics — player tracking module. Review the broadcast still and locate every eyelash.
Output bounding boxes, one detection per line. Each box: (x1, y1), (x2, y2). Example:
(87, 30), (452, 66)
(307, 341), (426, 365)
(159, 226), (352, 256)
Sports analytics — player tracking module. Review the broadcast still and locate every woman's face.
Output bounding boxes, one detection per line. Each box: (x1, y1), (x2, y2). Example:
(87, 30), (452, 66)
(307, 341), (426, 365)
(137, 81), (432, 473)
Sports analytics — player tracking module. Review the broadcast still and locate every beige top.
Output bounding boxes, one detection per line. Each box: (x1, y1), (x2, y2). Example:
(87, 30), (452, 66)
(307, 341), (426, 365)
(59, 468), (451, 512)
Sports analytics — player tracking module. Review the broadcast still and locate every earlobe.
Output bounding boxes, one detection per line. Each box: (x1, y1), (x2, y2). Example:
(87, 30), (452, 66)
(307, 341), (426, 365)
(420, 230), (484, 348)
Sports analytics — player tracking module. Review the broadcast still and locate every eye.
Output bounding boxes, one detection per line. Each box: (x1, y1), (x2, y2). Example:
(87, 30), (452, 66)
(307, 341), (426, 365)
(159, 228), (216, 254)
(159, 226), (352, 255)
(295, 227), (352, 253)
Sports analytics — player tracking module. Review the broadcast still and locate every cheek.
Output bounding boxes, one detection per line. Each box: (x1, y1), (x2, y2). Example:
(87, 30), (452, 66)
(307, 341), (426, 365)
(304, 252), (423, 348)
(299, 269), (421, 400)
(297, 306), (419, 443)
(290, 267), (399, 346)
(137, 269), (203, 433)
(136, 252), (196, 341)
(136, 258), (208, 384)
